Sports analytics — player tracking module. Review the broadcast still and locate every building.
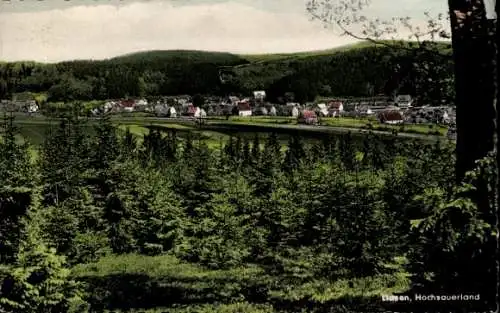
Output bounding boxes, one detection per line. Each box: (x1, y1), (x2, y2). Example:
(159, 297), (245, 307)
(27, 102), (39, 113)
(298, 110), (318, 125)
(394, 95), (413, 108)
(194, 108), (207, 119)
(185, 105), (198, 117)
(269, 106), (277, 116)
(120, 99), (135, 112)
(315, 103), (328, 117)
(378, 110), (404, 124)
(253, 91), (266, 101)
(328, 101), (344, 117)
(237, 102), (252, 116)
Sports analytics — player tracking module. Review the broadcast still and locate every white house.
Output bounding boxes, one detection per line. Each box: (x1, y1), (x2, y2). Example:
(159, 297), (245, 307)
(315, 103), (328, 117)
(169, 107), (177, 118)
(26, 102), (39, 113)
(103, 101), (114, 113)
(253, 90), (266, 101)
(228, 96), (240, 105)
(441, 111), (450, 124)
(394, 95), (413, 108)
(194, 108), (207, 119)
(238, 102), (252, 116)
(259, 107), (268, 115)
(122, 106), (134, 113)
(136, 99), (148, 107)
(154, 104), (169, 116)
(269, 106), (277, 116)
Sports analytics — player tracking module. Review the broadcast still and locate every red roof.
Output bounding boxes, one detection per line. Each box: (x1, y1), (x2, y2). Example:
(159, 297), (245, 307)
(238, 102), (251, 111)
(187, 105), (197, 114)
(379, 110), (403, 121)
(328, 101), (343, 109)
(301, 110), (317, 118)
(121, 99), (135, 107)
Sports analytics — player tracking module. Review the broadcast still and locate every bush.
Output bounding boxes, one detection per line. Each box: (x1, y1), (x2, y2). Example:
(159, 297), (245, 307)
(68, 231), (111, 264)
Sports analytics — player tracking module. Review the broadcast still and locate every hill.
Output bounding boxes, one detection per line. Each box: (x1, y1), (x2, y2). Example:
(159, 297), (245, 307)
(0, 41), (453, 104)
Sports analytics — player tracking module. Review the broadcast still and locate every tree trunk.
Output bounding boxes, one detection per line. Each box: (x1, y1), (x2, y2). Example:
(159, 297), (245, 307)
(450, 0), (496, 182)
(496, 2), (499, 312)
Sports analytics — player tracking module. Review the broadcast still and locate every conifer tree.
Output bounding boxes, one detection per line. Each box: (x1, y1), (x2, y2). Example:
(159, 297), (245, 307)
(0, 114), (37, 264)
(251, 133), (261, 163)
(177, 173), (257, 269)
(283, 134), (306, 173)
(242, 137), (251, 165)
(339, 132), (356, 170)
(120, 126), (137, 156)
(92, 113), (120, 171)
(0, 192), (89, 313)
(38, 113), (92, 206)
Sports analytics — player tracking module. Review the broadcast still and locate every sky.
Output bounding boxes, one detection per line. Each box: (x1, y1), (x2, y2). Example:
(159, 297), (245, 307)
(0, 0), (448, 62)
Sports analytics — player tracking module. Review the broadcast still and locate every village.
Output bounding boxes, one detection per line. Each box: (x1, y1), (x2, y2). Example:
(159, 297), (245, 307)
(0, 91), (456, 135)
(96, 92), (456, 126)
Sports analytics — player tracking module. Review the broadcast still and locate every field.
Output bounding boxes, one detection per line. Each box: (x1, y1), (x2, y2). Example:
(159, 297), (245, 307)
(72, 253), (411, 313)
(9, 114), (447, 159)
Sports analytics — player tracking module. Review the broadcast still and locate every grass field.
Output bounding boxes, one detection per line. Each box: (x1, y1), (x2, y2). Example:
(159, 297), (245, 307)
(72, 253), (410, 313)
(9, 114), (445, 160)
(224, 116), (448, 136)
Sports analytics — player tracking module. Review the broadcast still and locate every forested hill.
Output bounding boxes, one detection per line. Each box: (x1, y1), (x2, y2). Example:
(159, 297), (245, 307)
(0, 41), (453, 103)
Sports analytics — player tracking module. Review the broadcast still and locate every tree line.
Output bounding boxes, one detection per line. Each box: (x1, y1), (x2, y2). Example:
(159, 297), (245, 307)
(0, 43), (453, 106)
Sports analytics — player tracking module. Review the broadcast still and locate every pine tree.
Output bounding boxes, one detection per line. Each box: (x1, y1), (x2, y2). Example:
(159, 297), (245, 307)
(283, 135), (306, 173)
(339, 132), (356, 170)
(0, 193), (89, 313)
(120, 126), (137, 156)
(38, 114), (92, 206)
(92, 113), (120, 171)
(177, 173), (257, 269)
(242, 137), (251, 166)
(251, 133), (261, 163)
(0, 114), (37, 264)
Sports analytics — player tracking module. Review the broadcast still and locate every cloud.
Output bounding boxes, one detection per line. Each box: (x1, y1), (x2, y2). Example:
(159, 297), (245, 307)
(0, 0), (362, 62)
(0, 0), (448, 62)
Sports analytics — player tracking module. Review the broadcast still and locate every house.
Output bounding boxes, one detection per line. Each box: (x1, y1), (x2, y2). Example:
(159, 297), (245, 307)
(269, 106), (277, 116)
(227, 96), (240, 106)
(168, 107), (177, 118)
(314, 103), (328, 117)
(298, 110), (318, 125)
(154, 104), (169, 116)
(26, 101), (39, 113)
(328, 101), (344, 117)
(378, 110), (404, 124)
(120, 99), (135, 112)
(194, 108), (207, 119)
(136, 99), (148, 107)
(253, 91), (266, 101)
(254, 106), (268, 116)
(357, 105), (374, 116)
(103, 101), (114, 113)
(237, 102), (252, 117)
(394, 95), (413, 108)
(185, 105), (198, 117)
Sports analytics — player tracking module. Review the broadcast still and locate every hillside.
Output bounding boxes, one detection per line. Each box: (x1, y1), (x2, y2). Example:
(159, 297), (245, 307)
(0, 41), (453, 104)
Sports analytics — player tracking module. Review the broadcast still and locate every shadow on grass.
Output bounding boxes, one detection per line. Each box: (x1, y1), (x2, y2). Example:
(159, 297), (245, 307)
(78, 273), (272, 312)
